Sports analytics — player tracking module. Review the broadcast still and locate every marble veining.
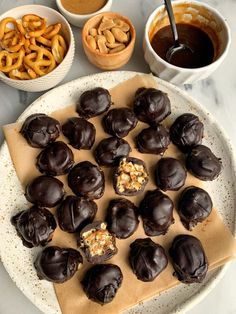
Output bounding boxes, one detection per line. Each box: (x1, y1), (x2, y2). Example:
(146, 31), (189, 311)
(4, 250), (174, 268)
(0, 0), (236, 314)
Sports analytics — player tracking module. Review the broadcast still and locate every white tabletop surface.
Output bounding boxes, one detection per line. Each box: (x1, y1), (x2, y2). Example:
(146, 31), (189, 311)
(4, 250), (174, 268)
(0, 0), (236, 313)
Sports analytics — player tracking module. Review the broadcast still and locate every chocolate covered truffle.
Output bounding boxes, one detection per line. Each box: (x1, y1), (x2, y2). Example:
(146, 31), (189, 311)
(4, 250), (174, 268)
(106, 198), (139, 239)
(20, 113), (60, 148)
(11, 206), (56, 248)
(103, 107), (138, 138)
(186, 145), (222, 181)
(34, 246), (83, 283)
(136, 124), (170, 154)
(36, 141), (74, 176)
(81, 264), (123, 304)
(178, 186), (213, 230)
(139, 189), (174, 236)
(133, 88), (171, 125)
(94, 137), (131, 167)
(57, 195), (97, 233)
(169, 235), (208, 283)
(76, 87), (112, 119)
(170, 113), (204, 152)
(25, 175), (64, 208)
(79, 221), (117, 264)
(129, 238), (168, 282)
(62, 117), (96, 149)
(114, 157), (148, 196)
(68, 161), (105, 199)
(155, 157), (187, 191)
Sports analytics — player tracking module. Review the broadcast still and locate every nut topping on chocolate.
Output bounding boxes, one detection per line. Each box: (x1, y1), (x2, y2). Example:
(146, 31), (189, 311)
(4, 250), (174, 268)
(114, 157), (148, 196)
(79, 221), (117, 263)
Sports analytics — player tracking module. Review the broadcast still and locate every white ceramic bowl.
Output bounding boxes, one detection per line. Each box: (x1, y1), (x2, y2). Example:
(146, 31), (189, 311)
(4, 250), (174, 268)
(143, 0), (231, 85)
(0, 5), (74, 92)
(56, 0), (113, 28)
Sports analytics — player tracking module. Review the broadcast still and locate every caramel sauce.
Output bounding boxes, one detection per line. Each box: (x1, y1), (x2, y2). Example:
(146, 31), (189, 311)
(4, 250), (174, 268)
(151, 23), (214, 68)
(61, 0), (107, 15)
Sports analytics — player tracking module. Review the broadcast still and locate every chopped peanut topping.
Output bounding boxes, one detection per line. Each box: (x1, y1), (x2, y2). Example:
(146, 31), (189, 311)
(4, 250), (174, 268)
(82, 224), (115, 257)
(116, 158), (148, 192)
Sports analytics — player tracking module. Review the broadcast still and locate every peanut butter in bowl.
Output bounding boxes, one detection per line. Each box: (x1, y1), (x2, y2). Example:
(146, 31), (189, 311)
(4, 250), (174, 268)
(61, 0), (108, 15)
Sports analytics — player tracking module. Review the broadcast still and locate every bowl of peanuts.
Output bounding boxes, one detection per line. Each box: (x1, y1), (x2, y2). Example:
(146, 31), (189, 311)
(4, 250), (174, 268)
(0, 5), (74, 92)
(82, 12), (136, 70)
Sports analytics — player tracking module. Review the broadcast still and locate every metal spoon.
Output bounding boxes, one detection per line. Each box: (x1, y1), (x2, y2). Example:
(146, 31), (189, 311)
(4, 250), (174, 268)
(164, 0), (193, 63)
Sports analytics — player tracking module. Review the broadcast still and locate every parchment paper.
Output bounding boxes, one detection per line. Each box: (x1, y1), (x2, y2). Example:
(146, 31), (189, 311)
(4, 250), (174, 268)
(3, 74), (236, 314)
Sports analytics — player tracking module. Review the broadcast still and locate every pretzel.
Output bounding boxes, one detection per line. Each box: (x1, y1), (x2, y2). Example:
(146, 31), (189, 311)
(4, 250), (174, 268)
(43, 23), (61, 39)
(51, 34), (67, 64)
(24, 44), (56, 76)
(22, 14), (46, 38)
(0, 49), (24, 72)
(0, 15), (67, 80)
(0, 17), (17, 40)
(1, 29), (25, 52)
(9, 67), (31, 80)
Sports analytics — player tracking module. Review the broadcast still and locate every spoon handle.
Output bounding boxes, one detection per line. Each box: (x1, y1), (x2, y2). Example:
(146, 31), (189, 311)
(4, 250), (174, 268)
(164, 0), (179, 46)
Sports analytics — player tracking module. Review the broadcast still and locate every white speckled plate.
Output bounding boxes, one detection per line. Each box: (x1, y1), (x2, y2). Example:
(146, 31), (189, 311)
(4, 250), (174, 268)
(0, 71), (235, 314)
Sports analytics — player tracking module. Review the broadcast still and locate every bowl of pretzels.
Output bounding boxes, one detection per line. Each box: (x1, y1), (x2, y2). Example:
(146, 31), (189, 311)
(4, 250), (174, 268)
(0, 5), (74, 92)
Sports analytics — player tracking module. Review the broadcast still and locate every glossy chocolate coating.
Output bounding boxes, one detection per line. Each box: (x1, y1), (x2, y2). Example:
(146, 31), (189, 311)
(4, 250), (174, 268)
(34, 246), (83, 283)
(155, 157), (187, 191)
(68, 161), (105, 199)
(170, 113), (204, 152)
(178, 186), (213, 230)
(57, 195), (97, 233)
(169, 235), (208, 283)
(103, 107), (138, 138)
(129, 238), (168, 281)
(81, 264), (123, 304)
(136, 124), (170, 154)
(79, 221), (117, 264)
(94, 137), (131, 167)
(36, 141), (74, 176)
(62, 117), (96, 149)
(133, 88), (171, 125)
(106, 198), (139, 239)
(139, 189), (174, 236)
(20, 113), (60, 148)
(186, 145), (222, 181)
(25, 175), (64, 208)
(11, 206), (56, 248)
(76, 87), (112, 119)
(113, 157), (149, 196)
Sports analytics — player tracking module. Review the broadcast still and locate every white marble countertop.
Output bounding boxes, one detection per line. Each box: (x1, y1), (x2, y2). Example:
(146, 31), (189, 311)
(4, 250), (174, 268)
(0, 0), (235, 313)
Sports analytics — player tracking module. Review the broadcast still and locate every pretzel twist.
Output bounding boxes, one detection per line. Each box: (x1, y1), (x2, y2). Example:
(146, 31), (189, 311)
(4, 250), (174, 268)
(43, 23), (61, 39)
(1, 29), (25, 52)
(0, 17), (17, 40)
(24, 44), (56, 76)
(22, 14), (46, 38)
(0, 49), (25, 72)
(9, 68), (31, 80)
(51, 34), (67, 64)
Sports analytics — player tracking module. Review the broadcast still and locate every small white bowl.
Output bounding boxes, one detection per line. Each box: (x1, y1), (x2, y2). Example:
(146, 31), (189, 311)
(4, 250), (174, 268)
(143, 0), (231, 85)
(56, 0), (113, 28)
(0, 5), (74, 92)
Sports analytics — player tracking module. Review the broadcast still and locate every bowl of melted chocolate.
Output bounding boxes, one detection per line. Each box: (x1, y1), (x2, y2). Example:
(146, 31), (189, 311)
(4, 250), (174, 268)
(144, 0), (231, 84)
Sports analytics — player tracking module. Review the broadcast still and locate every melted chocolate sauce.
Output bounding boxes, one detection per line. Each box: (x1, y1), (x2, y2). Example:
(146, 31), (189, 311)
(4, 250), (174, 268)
(151, 23), (214, 68)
